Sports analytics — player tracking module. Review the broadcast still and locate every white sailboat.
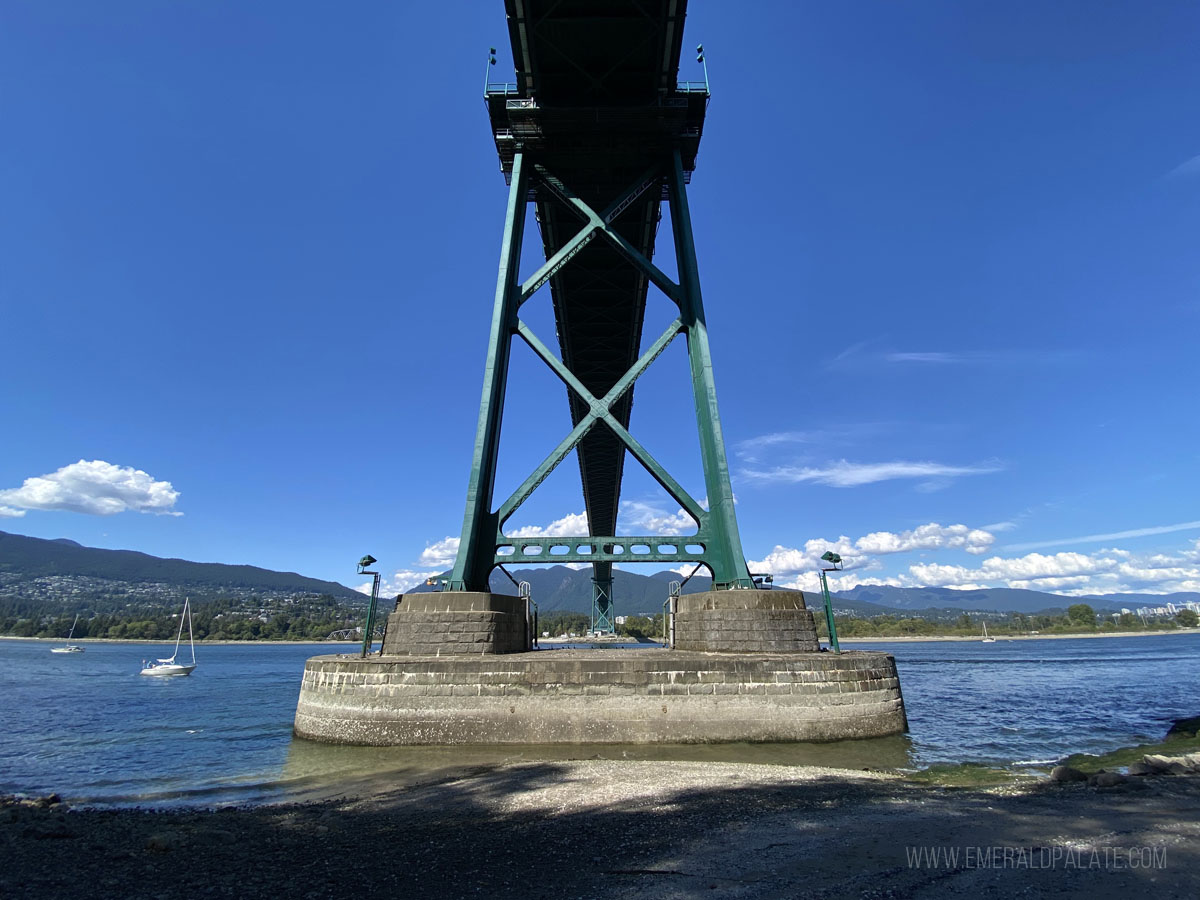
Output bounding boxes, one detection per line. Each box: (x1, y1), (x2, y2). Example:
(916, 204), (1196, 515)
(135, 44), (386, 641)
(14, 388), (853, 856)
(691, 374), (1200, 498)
(50, 614), (85, 653)
(981, 621), (996, 643)
(140, 598), (197, 676)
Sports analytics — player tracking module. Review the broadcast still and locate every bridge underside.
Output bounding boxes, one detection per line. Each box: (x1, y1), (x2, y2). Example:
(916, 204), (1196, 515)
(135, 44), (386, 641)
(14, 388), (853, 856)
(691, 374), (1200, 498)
(490, 1), (704, 566)
(449, 0), (752, 625)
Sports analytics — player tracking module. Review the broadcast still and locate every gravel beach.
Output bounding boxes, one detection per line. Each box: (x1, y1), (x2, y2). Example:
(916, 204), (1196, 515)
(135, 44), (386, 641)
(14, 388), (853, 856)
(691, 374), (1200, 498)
(4, 761), (1198, 899)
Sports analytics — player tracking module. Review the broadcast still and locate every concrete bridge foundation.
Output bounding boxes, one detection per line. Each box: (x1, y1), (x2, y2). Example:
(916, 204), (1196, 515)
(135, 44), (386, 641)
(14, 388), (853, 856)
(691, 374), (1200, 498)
(294, 589), (907, 746)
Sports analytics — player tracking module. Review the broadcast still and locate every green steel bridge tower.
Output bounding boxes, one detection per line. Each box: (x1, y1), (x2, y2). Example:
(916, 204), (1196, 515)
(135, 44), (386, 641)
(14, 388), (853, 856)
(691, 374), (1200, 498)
(448, 0), (754, 631)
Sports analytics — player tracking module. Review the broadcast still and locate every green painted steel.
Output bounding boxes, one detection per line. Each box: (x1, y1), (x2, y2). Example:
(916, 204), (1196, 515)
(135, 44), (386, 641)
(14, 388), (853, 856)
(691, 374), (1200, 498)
(666, 150), (754, 589)
(819, 569), (842, 653)
(497, 534), (710, 565)
(449, 154), (754, 592)
(591, 577), (614, 634)
(448, 4), (754, 598)
(360, 570), (381, 658)
(447, 153), (530, 592)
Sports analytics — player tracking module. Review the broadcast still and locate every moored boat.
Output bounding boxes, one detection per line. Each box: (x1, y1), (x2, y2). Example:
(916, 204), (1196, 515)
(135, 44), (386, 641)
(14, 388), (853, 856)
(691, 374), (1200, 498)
(140, 598), (197, 676)
(50, 614), (85, 653)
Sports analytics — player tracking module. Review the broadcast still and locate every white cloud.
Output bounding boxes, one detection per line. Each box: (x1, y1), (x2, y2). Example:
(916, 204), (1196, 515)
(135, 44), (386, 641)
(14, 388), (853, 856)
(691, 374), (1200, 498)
(909, 551), (1119, 588)
(898, 545), (1200, 595)
(776, 572), (907, 593)
(0, 460), (181, 517)
(507, 511), (590, 538)
(0, 506), (25, 518)
(357, 569), (438, 596)
(418, 536), (460, 568)
(750, 523), (997, 577)
(620, 501), (695, 535)
(855, 523), (995, 556)
(739, 459), (1002, 488)
(1004, 520), (1200, 552)
(749, 535), (860, 576)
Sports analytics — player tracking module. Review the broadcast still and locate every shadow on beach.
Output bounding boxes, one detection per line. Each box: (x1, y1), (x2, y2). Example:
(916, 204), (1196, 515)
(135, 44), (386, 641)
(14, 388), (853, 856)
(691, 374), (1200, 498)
(4, 759), (1198, 899)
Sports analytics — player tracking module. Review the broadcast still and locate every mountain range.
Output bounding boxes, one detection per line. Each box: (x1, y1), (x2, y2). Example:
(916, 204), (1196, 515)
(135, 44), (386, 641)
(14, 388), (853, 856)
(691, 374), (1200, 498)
(0, 530), (361, 604)
(3, 530), (1192, 617)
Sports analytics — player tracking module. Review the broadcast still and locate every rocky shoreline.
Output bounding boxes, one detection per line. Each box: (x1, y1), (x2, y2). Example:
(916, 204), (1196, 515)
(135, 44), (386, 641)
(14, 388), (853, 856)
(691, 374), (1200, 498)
(6, 719), (1198, 898)
(5, 753), (1199, 899)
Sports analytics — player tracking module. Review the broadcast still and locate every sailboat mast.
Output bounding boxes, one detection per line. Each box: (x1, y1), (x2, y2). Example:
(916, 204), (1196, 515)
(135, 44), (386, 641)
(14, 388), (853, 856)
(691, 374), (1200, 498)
(187, 598), (195, 665)
(171, 598), (186, 660)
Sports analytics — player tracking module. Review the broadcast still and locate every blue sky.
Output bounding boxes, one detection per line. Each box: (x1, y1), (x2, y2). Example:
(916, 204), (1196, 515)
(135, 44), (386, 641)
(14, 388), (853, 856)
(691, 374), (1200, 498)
(3, 1), (1198, 598)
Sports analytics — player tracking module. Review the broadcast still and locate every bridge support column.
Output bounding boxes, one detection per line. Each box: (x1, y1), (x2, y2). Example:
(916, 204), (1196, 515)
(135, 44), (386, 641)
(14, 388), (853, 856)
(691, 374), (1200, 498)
(591, 573), (614, 635)
(446, 153), (530, 593)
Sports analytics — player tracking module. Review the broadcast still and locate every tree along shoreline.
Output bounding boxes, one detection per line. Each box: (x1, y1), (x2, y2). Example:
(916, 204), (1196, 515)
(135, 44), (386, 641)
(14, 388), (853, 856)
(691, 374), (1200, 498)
(5, 600), (1196, 644)
(839, 628), (1198, 643)
(0, 635), (356, 645)
(0, 593), (365, 642)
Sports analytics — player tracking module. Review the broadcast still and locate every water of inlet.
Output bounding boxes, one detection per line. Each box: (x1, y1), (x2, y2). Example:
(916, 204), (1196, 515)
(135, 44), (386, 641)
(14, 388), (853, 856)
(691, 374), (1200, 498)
(1, 633), (1197, 807)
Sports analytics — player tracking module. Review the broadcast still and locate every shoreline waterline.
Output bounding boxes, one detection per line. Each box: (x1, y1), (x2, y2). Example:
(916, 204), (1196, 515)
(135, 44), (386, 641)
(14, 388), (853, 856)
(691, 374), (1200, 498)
(4, 634), (1198, 811)
(5, 628), (1193, 646)
(840, 628), (1194, 643)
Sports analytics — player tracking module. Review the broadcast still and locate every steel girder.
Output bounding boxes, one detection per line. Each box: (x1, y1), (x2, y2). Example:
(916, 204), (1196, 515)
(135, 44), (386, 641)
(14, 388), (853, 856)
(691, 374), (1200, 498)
(447, 150), (752, 594)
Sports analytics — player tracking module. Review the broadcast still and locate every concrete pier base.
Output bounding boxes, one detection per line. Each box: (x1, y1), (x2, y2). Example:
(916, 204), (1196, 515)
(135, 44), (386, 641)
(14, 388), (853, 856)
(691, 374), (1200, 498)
(674, 589), (819, 652)
(293, 649), (907, 746)
(380, 591), (527, 655)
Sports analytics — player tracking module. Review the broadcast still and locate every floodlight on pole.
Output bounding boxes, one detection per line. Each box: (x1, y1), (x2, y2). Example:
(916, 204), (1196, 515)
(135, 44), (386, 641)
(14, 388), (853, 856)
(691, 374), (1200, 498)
(484, 47), (498, 95)
(357, 554), (381, 658)
(818, 552), (843, 652)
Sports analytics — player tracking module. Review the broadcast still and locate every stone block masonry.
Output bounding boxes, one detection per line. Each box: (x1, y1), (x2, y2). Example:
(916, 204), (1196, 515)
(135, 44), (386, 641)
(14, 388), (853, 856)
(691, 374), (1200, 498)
(674, 589), (819, 653)
(381, 592), (527, 655)
(293, 649), (907, 745)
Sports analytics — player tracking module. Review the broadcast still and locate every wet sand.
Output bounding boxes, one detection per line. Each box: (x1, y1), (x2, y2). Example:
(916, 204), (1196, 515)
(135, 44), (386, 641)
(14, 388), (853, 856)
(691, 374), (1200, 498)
(4, 762), (1198, 899)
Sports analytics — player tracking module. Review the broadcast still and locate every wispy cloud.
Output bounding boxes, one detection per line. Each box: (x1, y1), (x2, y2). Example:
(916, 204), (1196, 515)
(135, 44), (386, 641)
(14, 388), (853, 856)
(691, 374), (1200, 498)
(982, 520), (1018, 533)
(831, 339), (878, 364)
(739, 459), (1002, 488)
(885, 352), (966, 364)
(733, 424), (891, 463)
(732, 431), (813, 462)
(884, 350), (1082, 366)
(1004, 520), (1200, 552)
(1166, 152), (1200, 179)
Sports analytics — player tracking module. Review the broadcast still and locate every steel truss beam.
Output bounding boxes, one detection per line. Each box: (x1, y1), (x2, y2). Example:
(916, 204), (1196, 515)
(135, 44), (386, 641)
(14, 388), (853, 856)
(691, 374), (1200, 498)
(448, 149), (752, 593)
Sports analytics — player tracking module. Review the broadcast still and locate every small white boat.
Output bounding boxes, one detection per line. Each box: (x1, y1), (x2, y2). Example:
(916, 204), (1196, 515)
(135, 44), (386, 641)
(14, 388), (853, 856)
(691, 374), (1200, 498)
(981, 622), (996, 643)
(140, 598), (197, 677)
(50, 614), (85, 654)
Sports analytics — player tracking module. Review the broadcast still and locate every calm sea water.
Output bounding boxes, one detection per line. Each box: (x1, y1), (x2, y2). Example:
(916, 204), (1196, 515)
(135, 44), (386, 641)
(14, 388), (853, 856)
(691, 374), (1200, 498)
(1, 634), (1197, 807)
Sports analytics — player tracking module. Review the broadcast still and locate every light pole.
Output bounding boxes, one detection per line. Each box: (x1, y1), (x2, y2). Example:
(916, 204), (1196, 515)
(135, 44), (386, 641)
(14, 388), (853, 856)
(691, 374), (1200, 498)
(482, 46), (496, 94)
(358, 554), (380, 658)
(818, 551), (842, 653)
